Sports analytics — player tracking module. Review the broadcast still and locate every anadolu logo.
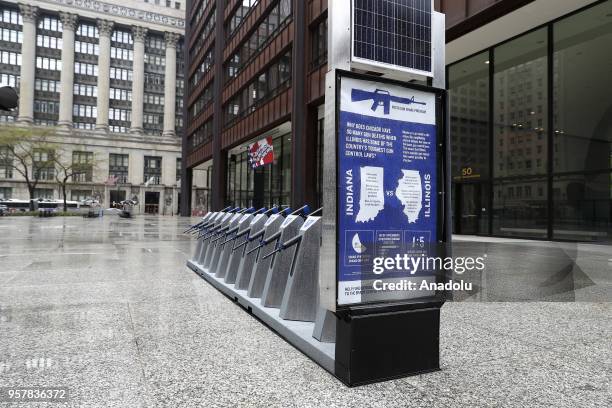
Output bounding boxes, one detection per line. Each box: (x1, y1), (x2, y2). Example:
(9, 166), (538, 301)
(351, 88), (426, 115)
(352, 233), (367, 254)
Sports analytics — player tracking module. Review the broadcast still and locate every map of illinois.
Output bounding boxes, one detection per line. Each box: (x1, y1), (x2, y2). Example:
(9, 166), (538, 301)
(395, 170), (422, 223)
(355, 166), (384, 223)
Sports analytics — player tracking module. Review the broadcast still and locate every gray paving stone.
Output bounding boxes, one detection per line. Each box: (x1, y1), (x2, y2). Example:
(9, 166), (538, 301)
(0, 216), (609, 407)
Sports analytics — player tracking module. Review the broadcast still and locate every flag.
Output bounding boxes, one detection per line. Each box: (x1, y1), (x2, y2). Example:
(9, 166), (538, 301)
(248, 137), (274, 169)
(105, 175), (118, 186)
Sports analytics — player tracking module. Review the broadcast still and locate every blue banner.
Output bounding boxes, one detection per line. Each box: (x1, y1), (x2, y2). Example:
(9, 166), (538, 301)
(337, 76), (438, 305)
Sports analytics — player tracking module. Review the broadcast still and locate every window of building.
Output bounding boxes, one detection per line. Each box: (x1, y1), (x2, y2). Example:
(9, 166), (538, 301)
(110, 88), (132, 101)
(33, 149), (55, 181)
(1, 73), (19, 88)
(144, 156), (162, 185)
(191, 0), (212, 27)
(36, 34), (62, 49)
(226, 0), (259, 38)
(225, 0), (292, 81)
(226, 130), (291, 208)
(188, 120), (213, 150)
(446, 0), (612, 242)
(110, 125), (128, 133)
(190, 47), (213, 89)
(111, 30), (133, 45)
(144, 73), (164, 86)
(144, 114), (162, 125)
(111, 46), (134, 61)
(72, 151), (94, 183)
(33, 188), (54, 199)
(74, 40), (99, 55)
(0, 187), (11, 199)
(551, 0), (612, 240)
(176, 158), (181, 182)
(109, 153), (129, 184)
(73, 122), (95, 130)
(448, 52), (490, 181)
(109, 108), (131, 122)
(189, 84), (213, 119)
(34, 100), (59, 114)
(0, 146), (13, 179)
(492, 28), (548, 238)
(1, 51), (21, 66)
(73, 84), (98, 97)
(1, 28), (23, 43)
(1, 9), (22, 26)
(110, 67), (133, 81)
(71, 190), (92, 202)
(310, 18), (327, 69)
(35, 79), (59, 93)
(224, 51), (291, 125)
(73, 104), (97, 118)
(74, 62), (98, 77)
(38, 17), (62, 32)
(76, 24), (99, 38)
(144, 93), (164, 105)
(190, 8), (215, 59)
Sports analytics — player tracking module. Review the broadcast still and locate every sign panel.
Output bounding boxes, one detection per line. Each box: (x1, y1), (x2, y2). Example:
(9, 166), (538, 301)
(248, 137), (274, 169)
(337, 74), (439, 306)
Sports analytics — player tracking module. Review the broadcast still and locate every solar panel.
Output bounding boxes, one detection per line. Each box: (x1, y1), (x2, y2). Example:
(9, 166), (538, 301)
(352, 0), (433, 75)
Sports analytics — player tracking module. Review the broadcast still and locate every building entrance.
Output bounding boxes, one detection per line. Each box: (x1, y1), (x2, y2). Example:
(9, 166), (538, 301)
(455, 183), (488, 235)
(110, 190), (126, 207)
(145, 192), (160, 214)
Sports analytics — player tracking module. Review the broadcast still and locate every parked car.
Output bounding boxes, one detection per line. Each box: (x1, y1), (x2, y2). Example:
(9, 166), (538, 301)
(0, 204), (7, 216)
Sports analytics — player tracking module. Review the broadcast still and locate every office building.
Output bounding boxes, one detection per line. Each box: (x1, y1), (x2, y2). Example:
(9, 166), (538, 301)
(182, 0), (610, 242)
(182, 0), (327, 214)
(0, 0), (185, 214)
(442, 0), (611, 241)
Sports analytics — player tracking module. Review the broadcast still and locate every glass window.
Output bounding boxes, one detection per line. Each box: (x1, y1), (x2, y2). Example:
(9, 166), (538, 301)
(493, 177), (548, 238)
(553, 1), (612, 174)
(449, 51), (490, 180)
(311, 18), (328, 68)
(553, 172), (611, 241)
(494, 28), (548, 179)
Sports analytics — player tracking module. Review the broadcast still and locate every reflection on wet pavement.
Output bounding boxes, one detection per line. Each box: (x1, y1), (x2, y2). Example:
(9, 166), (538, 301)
(0, 216), (609, 407)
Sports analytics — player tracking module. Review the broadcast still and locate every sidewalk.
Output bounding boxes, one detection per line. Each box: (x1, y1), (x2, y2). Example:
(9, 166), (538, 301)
(0, 216), (609, 407)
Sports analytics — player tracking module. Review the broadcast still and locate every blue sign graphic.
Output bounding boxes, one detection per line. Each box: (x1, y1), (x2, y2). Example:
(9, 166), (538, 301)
(350, 88), (427, 115)
(337, 76), (438, 305)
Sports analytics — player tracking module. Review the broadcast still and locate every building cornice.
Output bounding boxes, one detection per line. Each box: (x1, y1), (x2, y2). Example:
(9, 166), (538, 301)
(11, 0), (185, 31)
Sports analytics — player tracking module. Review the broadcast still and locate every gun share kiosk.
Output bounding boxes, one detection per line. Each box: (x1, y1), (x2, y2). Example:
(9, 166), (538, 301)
(186, 0), (450, 387)
(318, 0), (451, 385)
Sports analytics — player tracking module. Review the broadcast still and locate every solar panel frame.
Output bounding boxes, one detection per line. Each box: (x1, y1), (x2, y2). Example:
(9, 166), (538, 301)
(350, 0), (434, 77)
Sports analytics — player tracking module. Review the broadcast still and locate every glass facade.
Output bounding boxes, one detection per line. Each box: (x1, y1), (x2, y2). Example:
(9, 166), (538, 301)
(448, 0), (612, 242)
(226, 129), (292, 208)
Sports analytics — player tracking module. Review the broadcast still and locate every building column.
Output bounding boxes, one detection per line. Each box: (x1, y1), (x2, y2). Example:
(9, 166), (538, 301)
(290, 0), (309, 207)
(57, 12), (78, 129)
(96, 19), (114, 132)
(162, 32), (179, 137)
(211, 0), (227, 210)
(130, 26), (147, 135)
(16, 3), (38, 124)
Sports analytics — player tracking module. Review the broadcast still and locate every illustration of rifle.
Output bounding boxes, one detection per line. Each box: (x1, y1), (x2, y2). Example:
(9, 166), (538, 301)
(351, 88), (426, 115)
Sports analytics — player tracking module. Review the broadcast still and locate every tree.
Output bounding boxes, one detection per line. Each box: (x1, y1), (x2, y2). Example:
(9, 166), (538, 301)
(0, 126), (55, 210)
(53, 149), (101, 213)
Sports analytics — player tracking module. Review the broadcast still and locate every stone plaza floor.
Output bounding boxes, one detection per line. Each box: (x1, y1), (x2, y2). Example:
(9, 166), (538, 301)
(0, 215), (610, 407)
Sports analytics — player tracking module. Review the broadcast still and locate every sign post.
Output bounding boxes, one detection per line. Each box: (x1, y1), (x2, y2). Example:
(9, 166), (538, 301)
(328, 70), (449, 385)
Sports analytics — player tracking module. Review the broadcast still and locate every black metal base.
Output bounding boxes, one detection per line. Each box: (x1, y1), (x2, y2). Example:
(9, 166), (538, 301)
(334, 302), (442, 386)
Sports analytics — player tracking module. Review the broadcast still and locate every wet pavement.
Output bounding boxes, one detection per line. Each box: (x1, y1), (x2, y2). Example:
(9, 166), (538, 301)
(0, 216), (610, 407)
